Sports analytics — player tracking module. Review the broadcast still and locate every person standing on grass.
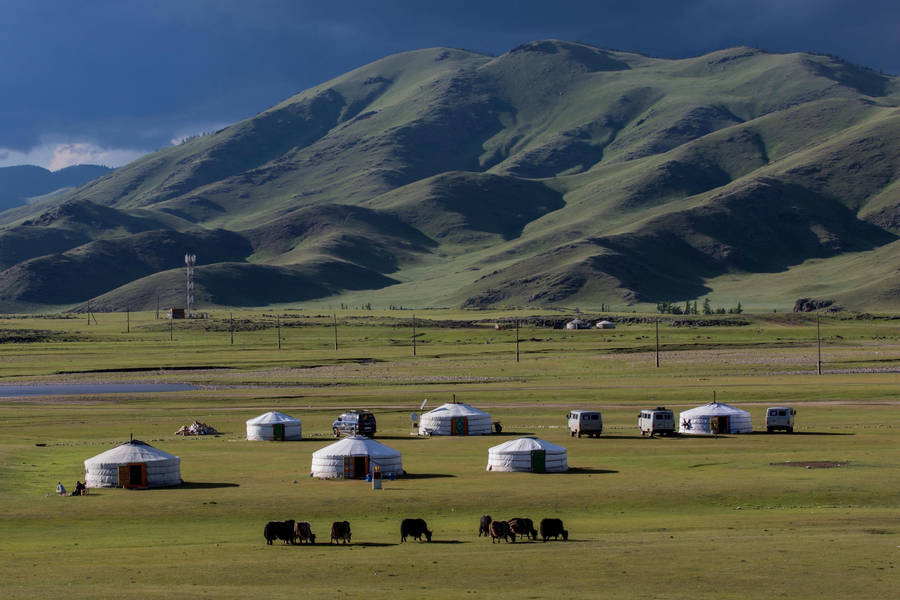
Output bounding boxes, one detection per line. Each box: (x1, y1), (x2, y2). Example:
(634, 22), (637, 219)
(56, 481), (65, 496)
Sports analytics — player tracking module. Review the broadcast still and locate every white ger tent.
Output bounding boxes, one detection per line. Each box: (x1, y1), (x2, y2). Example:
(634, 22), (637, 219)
(418, 402), (492, 435)
(678, 402), (752, 435)
(486, 437), (568, 473)
(310, 435), (403, 479)
(84, 440), (181, 489)
(246, 411), (302, 441)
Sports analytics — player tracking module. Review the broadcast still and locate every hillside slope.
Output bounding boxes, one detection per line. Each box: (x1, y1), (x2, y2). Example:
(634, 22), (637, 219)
(0, 41), (898, 312)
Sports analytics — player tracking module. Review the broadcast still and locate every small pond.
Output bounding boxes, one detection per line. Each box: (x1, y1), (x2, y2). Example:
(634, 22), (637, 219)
(0, 383), (198, 397)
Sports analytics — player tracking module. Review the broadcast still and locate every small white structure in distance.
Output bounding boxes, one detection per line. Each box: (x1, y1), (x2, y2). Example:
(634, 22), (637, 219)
(310, 435), (403, 479)
(84, 439), (181, 489)
(678, 402), (752, 435)
(565, 318), (589, 330)
(486, 437), (568, 473)
(418, 402), (493, 435)
(246, 411), (302, 441)
(596, 320), (616, 329)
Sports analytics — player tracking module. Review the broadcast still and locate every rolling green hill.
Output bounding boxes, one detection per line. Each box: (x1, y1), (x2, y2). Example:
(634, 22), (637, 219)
(1, 40), (898, 312)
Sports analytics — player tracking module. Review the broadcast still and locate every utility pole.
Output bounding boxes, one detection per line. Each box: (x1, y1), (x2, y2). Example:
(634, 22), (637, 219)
(333, 313), (338, 351)
(412, 314), (417, 356)
(276, 315), (281, 350)
(126, 310), (130, 334)
(655, 319), (660, 368)
(515, 319), (520, 363)
(156, 296), (160, 320)
(169, 317), (173, 341)
(816, 312), (822, 375)
(230, 312), (234, 345)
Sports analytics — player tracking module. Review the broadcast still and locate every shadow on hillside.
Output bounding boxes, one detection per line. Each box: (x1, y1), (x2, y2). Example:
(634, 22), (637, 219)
(402, 473), (455, 480)
(564, 467), (619, 475)
(180, 481), (240, 489)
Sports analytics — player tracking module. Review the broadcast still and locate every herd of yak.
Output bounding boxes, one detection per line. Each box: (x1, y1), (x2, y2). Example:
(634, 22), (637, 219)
(264, 516), (568, 545)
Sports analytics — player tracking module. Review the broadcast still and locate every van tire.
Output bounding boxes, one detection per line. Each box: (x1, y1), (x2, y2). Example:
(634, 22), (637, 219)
(767, 427), (773, 433)
(787, 427), (793, 433)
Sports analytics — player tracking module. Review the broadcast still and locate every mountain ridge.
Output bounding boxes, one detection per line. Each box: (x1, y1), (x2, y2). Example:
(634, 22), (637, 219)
(0, 164), (113, 212)
(0, 40), (898, 312)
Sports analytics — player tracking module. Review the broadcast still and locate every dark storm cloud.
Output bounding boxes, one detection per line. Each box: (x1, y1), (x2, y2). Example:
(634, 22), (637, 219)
(0, 0), (896, 167)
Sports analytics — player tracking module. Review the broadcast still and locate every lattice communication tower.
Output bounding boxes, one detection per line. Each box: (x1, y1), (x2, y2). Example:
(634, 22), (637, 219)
(185, 253), (196, 317)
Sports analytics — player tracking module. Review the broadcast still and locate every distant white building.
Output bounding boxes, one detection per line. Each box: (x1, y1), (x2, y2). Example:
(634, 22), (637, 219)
(246, 411), (302, 441)
(679, 402), (752, 435)
(310, 436), (403, 479)
(486, 437), (568, 473)
(418, 402), (493, 435)
(84, 440), (181, 489)
(596, 320), (616, 329)
(566, 319), (589, 330)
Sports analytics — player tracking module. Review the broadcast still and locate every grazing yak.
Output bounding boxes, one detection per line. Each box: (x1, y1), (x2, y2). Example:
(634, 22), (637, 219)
(489, 520), (514, 544)
(539, 518), (568, 542)
(330, 521), (352, 544)
(294, 521), (316, 544)
(478, 515), (492, 537)
(507, 517), (538, 541)
(264, 519), (296, 545)
(400, 518), (433, 542)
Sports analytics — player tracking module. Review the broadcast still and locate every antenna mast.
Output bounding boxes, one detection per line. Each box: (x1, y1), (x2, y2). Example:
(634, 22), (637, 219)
(185, 253), (196, 318)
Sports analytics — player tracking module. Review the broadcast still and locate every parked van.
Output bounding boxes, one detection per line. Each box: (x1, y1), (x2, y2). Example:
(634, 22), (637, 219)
(332, 410), (377, 437)
(766, 406), (795, 433)
(638, 407), (676, 437)
(567, 410), (603, 437)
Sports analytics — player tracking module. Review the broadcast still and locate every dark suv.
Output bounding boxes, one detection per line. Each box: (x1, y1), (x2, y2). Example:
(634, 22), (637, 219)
(332, 410), (377, 438)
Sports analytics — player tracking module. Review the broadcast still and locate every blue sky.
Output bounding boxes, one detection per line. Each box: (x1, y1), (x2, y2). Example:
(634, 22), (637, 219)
(1, 0), (897, 170)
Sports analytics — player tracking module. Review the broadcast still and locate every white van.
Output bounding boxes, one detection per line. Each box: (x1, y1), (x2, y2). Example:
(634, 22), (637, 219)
(766, 406), (795, 433)
(638, 407), (676, 437)
(567, 410), (603, 437)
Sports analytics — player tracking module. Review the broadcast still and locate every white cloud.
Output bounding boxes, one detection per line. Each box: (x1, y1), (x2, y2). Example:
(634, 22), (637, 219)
(47, 143), (147, 171)
(0, 142), (149, 171)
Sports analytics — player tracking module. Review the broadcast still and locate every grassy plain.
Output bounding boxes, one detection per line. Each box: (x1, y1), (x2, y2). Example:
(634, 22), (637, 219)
(1, 310), (898, 599)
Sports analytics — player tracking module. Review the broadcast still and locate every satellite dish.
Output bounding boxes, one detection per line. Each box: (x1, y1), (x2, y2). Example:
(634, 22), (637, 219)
(420, 399), (428, 411)
(411, 413), (419, 423)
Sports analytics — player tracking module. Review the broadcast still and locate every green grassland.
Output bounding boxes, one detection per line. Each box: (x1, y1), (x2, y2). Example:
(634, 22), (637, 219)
(1, 310), (898, 598)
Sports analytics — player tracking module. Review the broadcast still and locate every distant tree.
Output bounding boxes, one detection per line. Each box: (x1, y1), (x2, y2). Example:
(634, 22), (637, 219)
(702, 298), (712, 315)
